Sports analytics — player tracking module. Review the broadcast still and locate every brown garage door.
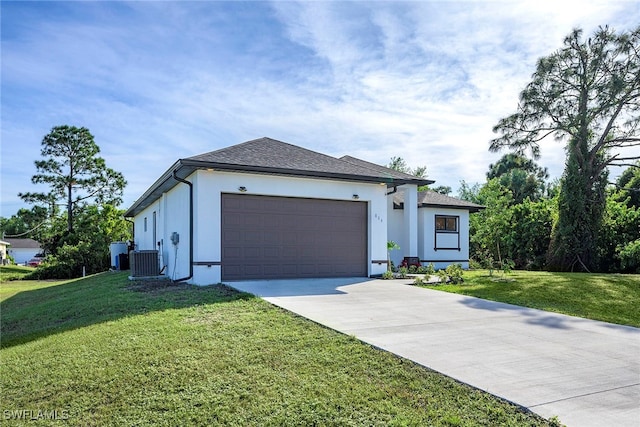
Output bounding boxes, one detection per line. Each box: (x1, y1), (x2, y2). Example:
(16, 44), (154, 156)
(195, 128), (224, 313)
(222, 194), (367, 280)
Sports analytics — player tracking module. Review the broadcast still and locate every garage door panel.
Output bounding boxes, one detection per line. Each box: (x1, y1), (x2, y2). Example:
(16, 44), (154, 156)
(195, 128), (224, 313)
(222, 194), (367, 280)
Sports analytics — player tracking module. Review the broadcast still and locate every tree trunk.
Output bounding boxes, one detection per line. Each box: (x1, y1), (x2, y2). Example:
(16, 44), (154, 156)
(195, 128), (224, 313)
(547, 140), (607, 271)
(67, 183), (73, 232)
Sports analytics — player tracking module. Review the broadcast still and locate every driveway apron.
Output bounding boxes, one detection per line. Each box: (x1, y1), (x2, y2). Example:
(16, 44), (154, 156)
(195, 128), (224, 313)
(229, 278), (640, 427)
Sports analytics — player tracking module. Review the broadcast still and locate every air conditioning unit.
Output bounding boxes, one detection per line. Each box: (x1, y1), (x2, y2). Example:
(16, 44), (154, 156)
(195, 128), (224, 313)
(130, 250), (159, 277)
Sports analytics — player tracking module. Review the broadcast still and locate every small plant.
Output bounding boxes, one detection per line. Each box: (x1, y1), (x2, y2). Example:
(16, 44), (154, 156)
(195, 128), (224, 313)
(500, 259), (515, 276)
(413, 276), (425, 285)
(386, 241), (400, 272)
(398, 267), (409, 279)
(381, 270), (394, 280)
(548, 415), (564, 427)
(408, 265), (417, 274)
(437, 264), (464, 284)
(425, 263), (436, 275)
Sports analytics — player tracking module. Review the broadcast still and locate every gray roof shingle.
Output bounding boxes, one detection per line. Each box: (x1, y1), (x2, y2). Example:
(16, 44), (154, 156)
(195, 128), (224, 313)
(339, 155), (435, 184)
(3, 238), (42, 249)
(394, 190), (485, 212)
(125, 137), (432, 217)
(186, 137), (430, 182)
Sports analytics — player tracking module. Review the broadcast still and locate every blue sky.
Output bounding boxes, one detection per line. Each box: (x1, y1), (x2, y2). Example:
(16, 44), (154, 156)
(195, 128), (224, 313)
(2, 0), (639, 217)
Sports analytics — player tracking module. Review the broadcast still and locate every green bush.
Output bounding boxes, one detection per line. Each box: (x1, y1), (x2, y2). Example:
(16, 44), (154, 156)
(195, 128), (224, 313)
(26, 241), (109, 280)
(619, 239), (640, 273)
(437, 264), (465, 284)
(398, 267), (409, 279)
(381, 270), (394, 280)
(418, 263), (436, 275)
(413, 276), (425, 285)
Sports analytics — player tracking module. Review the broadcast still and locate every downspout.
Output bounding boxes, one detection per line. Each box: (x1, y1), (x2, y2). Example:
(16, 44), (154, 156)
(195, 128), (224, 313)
(386, 185), (398, 196)
(172, 169), (193, 283)
(124, 217), (135, 249)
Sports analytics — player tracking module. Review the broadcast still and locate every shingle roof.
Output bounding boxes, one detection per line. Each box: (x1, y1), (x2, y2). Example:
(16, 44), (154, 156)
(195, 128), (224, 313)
(3, 238), (42, 249)
(394, 190), (485, 212)
(185, 138), (432, 182)
(339, 155), (435, 184)
(125, 137), (432, 217)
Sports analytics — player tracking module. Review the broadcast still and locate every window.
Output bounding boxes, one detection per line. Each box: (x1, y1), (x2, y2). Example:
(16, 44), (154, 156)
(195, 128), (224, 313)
(435, 215), (458, 232)
(152, 211), (157, 246)
(434, 214), (460, 251)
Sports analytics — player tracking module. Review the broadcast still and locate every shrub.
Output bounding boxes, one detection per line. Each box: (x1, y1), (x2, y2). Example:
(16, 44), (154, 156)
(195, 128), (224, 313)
(437, 264), (464, 284)
(413, 276), (425, 285)
(468, 259), (482, 270)
(408, 265), (418, 274)
(398, 267), (409, 279)
(619, 239), (640, 273)
(381, 270), (394, 280)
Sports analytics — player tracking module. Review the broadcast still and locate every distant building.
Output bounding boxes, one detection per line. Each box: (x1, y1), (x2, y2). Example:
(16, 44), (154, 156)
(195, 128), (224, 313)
(5, 238), (42, 265)
(0, 239), (9, 265)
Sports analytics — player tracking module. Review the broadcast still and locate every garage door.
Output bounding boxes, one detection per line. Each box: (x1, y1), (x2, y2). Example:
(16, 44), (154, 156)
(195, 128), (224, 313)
(222, 194), (367, 280)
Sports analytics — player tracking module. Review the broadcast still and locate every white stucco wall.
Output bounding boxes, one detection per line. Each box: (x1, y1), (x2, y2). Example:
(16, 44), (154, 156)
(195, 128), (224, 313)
(134, 169), (390, 285)
(133, 182), (190, 279)
(190, 170), (389, 285)
(419, 207), (470, 269)
(8, 248), (40, 265)
(388, 203), (472, 270)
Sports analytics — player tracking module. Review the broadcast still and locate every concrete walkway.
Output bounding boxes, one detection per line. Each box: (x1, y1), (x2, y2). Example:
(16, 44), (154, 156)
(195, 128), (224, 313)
(229, 278), (640, 427)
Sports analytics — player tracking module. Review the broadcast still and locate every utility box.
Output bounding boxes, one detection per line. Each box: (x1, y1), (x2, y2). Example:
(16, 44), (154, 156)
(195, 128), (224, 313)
(130, 250), (159, 277)
(110, 242), (129, 269)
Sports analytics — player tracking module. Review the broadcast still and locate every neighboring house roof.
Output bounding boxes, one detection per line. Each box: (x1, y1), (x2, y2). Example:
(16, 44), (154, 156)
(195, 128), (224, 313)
(125, 137), (433, 217)
(0, 240), (9, 246)
(3, 238), (42, 249)
(394, 190), (485, 212)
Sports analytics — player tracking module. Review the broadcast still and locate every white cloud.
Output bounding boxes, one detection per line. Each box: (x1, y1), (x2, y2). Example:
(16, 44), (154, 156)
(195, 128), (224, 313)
(1, 1), (638, 216)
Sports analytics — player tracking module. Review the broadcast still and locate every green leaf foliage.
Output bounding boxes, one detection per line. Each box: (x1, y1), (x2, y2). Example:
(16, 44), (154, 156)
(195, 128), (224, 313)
(19, 125), (127, 233)
(490, 26), (640, 271)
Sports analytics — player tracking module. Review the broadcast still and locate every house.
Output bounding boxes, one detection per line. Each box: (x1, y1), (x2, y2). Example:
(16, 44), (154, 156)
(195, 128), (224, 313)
(125, 137), (482, 285)
(0, 240), (8, 265)
(339, 156), (484, 269)
(4, 238), (42, 265)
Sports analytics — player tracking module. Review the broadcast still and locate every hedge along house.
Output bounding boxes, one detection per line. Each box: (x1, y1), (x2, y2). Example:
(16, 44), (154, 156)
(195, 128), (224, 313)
(124, 137), (482, 285)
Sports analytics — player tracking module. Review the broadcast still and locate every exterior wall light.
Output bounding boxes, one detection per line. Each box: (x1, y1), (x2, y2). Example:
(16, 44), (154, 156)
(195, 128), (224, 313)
(352, 194), (360, 200)
(239, 186), (247, 192)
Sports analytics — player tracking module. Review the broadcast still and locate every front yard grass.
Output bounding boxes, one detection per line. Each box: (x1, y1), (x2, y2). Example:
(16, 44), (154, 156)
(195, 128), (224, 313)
(0, 264), (35, 282)
(428, 270), (640, 327)
(0, 272), (552, 426)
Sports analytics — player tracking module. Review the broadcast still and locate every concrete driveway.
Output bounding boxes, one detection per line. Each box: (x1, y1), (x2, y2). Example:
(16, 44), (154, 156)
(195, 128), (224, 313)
(229, 278), (640, 427)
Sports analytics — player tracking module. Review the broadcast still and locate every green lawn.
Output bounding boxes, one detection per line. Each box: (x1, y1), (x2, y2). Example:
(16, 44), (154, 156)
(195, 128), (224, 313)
(0, 264), (35, 282)
(427, 270), (640, 327)
(0, 273), (553, 426)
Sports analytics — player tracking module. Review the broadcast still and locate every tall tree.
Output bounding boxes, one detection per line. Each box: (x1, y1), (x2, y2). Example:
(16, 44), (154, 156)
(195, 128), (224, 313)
(19, 126), (126, 233)
(490, 26), (640, 271)
(487, 153), (549, 204)
(388, 156), (428, 178)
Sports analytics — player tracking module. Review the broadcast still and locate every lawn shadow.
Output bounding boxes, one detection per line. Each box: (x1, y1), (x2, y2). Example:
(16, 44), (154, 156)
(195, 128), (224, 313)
(0, 271), (253, 349)
(458, 296), (577, 330)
